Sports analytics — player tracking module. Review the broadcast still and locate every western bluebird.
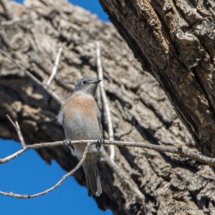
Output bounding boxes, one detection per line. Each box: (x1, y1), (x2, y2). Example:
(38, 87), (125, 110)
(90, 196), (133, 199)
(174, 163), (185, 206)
(57, 77), (102, 197)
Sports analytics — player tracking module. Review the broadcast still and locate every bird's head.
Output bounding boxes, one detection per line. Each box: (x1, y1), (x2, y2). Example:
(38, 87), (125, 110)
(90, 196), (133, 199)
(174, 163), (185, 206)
(73, 77), (102, 96)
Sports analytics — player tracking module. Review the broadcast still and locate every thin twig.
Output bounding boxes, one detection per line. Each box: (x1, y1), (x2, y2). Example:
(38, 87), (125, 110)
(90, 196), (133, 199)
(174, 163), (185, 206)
(96, 41), (115, 160)
(96, 81), (102, 110)
(6, 115), (26, 148)
(0, 49), (63, 105)
(0, 148), (27, 165)
(46, 43), (66, 86)
(15, 121), (26, 148)
(2, 137), (215, 168)
(29, 55), (74, 91)
(0, 143), (91, 199)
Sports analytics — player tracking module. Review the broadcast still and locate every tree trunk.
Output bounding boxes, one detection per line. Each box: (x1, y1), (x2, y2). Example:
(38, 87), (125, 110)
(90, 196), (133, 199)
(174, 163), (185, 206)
(99, 0), (215, 158)
(0, 0), (215, 214)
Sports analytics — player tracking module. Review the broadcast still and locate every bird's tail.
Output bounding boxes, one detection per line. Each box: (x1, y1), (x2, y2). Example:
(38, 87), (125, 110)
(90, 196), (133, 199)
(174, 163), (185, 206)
(83, 161), (102, 197)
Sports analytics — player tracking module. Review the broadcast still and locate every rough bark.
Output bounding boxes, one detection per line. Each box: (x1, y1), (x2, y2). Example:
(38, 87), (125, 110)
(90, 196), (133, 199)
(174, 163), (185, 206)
(99, 0), (215, 159)
(0, 0), (215, 214)
(0, 0), (18, 20)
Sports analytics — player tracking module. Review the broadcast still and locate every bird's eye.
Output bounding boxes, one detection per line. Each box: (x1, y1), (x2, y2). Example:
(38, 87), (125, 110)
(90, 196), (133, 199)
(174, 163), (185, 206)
(83, 80), (87, 84)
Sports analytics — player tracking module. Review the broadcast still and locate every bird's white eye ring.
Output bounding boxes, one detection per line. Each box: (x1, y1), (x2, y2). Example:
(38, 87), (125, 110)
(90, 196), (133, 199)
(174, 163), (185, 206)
(83, 80), (87, 84)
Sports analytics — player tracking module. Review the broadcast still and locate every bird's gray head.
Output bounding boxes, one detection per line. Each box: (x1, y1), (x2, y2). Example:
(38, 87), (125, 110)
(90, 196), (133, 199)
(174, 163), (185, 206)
(73, 77), (102, 96)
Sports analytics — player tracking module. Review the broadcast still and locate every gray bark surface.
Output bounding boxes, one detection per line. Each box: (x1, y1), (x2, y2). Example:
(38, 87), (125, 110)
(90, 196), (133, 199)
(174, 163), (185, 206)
(0, 0), (215, 214)
(99, 0), (215, 159)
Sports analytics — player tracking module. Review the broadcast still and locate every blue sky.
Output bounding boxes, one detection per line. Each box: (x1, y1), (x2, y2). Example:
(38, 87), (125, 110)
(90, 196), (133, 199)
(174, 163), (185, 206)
(0, 1), (111, 215)
(14, 0), (109, 21)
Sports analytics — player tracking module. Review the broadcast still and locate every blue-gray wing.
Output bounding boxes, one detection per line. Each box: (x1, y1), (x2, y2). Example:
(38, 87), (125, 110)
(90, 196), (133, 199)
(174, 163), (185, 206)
(97, 105), (102, 134)
(57, 107), (64, 125)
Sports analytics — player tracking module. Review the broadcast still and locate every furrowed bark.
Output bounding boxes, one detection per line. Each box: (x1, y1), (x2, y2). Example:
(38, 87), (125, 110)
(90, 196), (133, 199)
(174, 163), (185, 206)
(98, 0), (215, 159)
(1, 0), (215, 214)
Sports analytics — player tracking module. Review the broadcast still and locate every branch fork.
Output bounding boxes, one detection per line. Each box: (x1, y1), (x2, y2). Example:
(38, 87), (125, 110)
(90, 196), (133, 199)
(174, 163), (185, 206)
(2, 44), (215, 201)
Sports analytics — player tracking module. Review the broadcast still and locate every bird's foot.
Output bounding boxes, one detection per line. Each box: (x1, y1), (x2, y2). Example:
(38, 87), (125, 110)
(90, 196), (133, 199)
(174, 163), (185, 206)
(98, 138), (104, 148)
(63, 139), (71, 146)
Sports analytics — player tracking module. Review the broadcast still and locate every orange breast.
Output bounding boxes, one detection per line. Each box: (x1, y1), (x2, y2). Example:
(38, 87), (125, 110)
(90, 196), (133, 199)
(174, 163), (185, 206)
(62, 93), (100, 133)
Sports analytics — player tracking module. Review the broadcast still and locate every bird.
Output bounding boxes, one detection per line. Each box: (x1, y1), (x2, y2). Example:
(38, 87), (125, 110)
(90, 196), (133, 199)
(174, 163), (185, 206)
(57, 77), (102, 197)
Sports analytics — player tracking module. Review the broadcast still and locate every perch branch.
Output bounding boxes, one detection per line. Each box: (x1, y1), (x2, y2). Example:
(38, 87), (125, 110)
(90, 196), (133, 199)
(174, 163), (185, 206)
(46, 43), (65, 86)
(0, 143), (91, 199)
(23, 140), (215, 165)
(96, 41), (115, 159)
(2, 113), (215, 169)
(2, 138), (215, 166)
(0, 49), (63, 105)
(2, 115), (215, 199)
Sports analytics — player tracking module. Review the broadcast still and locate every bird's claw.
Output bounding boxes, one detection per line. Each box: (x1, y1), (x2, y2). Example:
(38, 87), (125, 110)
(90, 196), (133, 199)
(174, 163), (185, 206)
(98, 138), (104, 147)
(63, 139), (71, 146)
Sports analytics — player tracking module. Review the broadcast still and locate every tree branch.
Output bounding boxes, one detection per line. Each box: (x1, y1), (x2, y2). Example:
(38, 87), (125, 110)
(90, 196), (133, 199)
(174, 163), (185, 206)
(4, 139), (215, 166)
(6, 115), (26, 148)
(46, 43), (66, 86)
(3, 115), (215, 167)
(0, 142), (91, 199)
(2, 136), (215, 165)
(96, 41), (115, 160)
(2, 114), (215, 199)
(29, 55), (74, 92)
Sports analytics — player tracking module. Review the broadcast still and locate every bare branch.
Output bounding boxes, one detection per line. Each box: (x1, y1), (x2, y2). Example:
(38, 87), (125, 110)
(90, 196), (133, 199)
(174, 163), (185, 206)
(34, 140), (215, 166)
(0, 49), (63, 105)
(2, 115), (215, 200)
(0, 142), (91, 199)
(14, 120), (25, 147)
(2, 138), (215, 168)
(96, 80), (102, 110)
(96, 42), (113, 140)
(0, 148), (27, 165)
(46, 43), (66, 86)
(0, 0), (18, 20)
(96, 41), (115, 160)
(29, 55), (74, 92)
(6, 115), (26, 148)
(94, 51), (142, 199)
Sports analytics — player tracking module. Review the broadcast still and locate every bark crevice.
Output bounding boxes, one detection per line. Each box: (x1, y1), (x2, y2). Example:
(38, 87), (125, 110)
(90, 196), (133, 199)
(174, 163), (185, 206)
(0, 0), (215, 214)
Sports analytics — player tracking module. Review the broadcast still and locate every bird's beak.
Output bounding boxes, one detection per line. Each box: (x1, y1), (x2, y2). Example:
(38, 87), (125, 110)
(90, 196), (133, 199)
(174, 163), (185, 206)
(93, 79), (102, 84)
